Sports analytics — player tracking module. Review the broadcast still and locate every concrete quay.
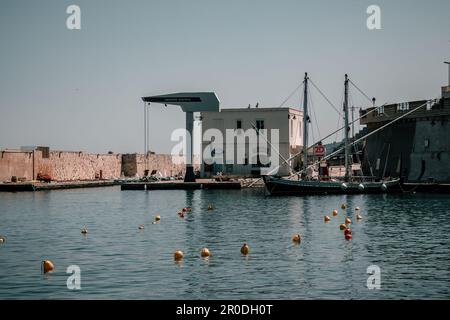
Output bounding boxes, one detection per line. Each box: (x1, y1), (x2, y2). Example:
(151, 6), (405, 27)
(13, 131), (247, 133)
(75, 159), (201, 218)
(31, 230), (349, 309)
(0, 180), (117, 192)
(121, 179), (242, 191)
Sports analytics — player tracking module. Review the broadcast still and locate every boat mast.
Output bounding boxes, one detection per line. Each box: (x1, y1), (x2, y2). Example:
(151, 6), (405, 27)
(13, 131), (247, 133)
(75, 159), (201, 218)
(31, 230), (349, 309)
(302, 72), (309, 172)
(343, 74), (351, 182)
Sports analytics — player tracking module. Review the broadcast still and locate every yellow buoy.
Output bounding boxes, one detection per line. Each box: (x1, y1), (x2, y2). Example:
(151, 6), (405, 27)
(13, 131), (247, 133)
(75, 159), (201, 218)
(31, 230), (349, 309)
(345, 217), (352, 224)
(324, 215), (331, 222)
(339, 224), (348, 230)
(355, 206), (361, 211)
(42, 260), (54, 274)
(155, 215), (161, 221)
(207, 204), (214, 211)
(332, 209), (338, 216)
(341, 204), (347, 210)
(0, 235), (5, 244)
(81, 227), (88, 235)
(138, 224), (145, 230)
(292, 234), (301, 243)
(174, 250), (184, 261)
(200, 247), (211, 258)
(356, 214), (363, 220)
(241, 243), (250, 255)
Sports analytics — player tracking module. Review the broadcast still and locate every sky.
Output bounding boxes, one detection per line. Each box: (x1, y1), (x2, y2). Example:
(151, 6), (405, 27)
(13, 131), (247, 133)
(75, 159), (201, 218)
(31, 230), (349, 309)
(0, 0), (449, 154)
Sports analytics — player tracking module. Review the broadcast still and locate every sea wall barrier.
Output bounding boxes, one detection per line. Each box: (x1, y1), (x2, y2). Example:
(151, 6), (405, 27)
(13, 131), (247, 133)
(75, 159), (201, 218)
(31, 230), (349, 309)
(0, 149), (199, 182)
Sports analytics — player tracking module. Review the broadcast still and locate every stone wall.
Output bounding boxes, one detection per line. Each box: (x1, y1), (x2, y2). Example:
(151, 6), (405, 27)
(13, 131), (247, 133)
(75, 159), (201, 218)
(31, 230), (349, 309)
(135, 154), (195, 178)
(0, 150), (197, 182)
(39, 152), (122, 181)
(0, 150), (35, 181)
(125, 154), (200, 178)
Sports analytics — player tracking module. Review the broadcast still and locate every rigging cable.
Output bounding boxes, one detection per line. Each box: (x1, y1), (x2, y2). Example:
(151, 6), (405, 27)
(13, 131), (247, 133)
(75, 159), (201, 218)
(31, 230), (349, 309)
(278, 81), (304, 108)
(309, 86), (321, 142)
(348, 79), (373, 104)
(309, 78), (342, 116)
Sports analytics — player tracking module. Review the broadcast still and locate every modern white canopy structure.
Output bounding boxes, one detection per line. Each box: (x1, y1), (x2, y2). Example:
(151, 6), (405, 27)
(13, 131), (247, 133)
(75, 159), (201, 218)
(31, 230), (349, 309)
(141, 92), (220, 182)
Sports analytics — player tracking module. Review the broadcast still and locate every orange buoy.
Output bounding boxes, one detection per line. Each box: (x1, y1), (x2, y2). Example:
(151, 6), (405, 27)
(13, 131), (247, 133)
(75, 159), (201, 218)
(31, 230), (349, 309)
(81, 227), (88, 235)
(292, 234), (301, 244)
(155, 215), (161, 222)
(138, 224), (145, 230)
(345, 234), (353, 241)
(324, 215), (331, 222)
(42, 260), (54, 273)
(200, 247), (211, 258)
(178, 211), (185, 218)
(356, 214), (363, 220)
(339, 224), (347, 230)
(241, 243), (250, 255)
(332, 209), (338, 216)
(174, 250), (184, 261)
(344, 228), (352, 236)
(345, 218), (352, 224)
(341, 204), (347, 210)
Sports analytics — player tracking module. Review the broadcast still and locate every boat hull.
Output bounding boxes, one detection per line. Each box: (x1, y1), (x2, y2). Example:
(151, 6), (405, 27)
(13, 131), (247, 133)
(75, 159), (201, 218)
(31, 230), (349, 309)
(263, 176), (400, 196)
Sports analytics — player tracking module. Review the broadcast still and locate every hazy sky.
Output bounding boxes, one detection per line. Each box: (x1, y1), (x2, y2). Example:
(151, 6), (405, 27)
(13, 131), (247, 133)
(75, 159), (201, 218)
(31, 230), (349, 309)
(1, 0), (449, 154)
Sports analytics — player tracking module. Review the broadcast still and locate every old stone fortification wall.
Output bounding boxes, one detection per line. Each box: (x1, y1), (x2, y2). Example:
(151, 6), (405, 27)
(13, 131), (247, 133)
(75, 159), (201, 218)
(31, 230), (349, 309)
(134, 154), (200, 178)
(0, 150), (196, 182)
(0, 151), (35, 182)
(122, 153), (200, 178)
(39, 152), (122, 181)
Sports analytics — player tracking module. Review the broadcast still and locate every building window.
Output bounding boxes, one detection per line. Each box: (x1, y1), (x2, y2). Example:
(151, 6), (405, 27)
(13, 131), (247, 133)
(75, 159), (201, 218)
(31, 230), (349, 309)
(290, 119), (294, 138)
(255, 120), (264, 135)
(397, 102), (409, 112)
(256, 120), (264, 130)
(236, 120), (242, 129)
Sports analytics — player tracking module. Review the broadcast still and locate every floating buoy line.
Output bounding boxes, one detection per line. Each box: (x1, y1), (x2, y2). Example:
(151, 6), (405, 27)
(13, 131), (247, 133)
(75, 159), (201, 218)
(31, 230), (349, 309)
(323, 205), (365, 240)
(28, 203), (366, 270)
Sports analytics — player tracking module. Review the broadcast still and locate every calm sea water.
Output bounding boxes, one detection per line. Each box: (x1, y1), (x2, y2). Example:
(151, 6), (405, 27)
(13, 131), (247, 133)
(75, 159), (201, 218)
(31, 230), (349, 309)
(0, 187), (450, 299)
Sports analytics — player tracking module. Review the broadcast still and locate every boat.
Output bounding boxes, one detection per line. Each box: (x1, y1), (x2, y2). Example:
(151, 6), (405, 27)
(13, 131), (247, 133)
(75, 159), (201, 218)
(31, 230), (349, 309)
(262, 73), (401, 196)
(263, 175), (400, 195)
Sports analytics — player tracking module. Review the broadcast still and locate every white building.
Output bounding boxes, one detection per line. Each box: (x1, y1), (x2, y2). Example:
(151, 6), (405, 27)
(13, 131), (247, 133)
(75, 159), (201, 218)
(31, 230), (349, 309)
(200, 107), (303, 177)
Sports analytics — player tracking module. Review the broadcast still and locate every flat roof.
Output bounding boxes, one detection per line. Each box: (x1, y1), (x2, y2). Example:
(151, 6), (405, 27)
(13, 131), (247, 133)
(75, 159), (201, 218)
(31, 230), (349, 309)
(203, 107), (302, 114)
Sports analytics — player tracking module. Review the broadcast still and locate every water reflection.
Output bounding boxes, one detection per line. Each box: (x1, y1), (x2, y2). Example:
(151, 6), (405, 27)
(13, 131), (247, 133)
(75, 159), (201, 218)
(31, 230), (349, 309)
(0, 188), (450, 299)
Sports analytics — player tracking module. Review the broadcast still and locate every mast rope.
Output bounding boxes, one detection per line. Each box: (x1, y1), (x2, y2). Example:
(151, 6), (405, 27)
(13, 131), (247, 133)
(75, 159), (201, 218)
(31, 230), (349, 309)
(309, 88), (321, 141)
(278, 81), (304, 108)
(309, 78), (342, 116)
(349, 79), (373, 104)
